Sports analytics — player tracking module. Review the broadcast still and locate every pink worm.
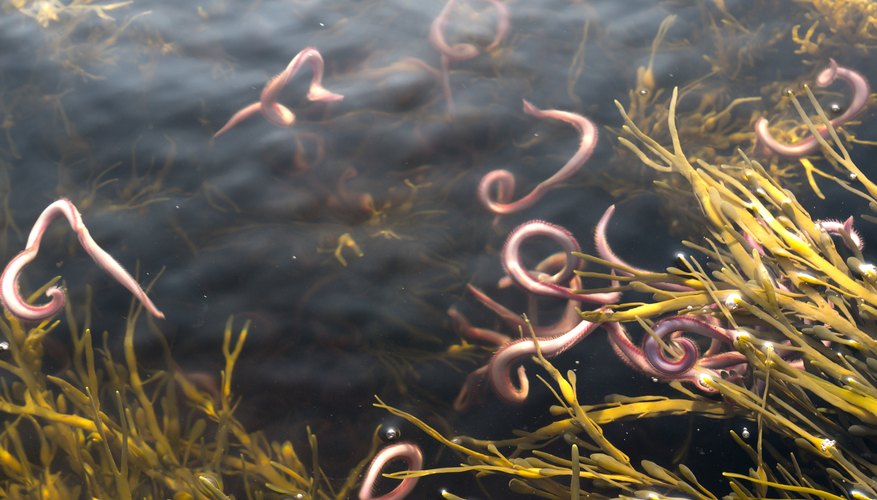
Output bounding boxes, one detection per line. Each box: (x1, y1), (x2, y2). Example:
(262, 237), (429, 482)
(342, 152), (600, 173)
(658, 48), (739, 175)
(756, 58), (870, 157)
(449, 254), (582, 409)
(0, 199), (164, 321)
(429, 0), (509, 114)
(429, 0), (509, 60)
(447, 304), (511, 346)
(594, 205), (693, 292)
(452, 251), (583, 349)
(479, 100), (598, 214)
(453, 363), (528, 411)
(815, 216), (863, 251)
(603, 321), (744, 392)
(502, 220), (619, 304)
(214, 47), (343, 138)
(467, 279), (583, 339)
(641, 316), (740, 377)
(430, 0), (478, 62)
(358, 442), (423, 500)
(488, 317), (601, 403)
(449, 280), (581, 409)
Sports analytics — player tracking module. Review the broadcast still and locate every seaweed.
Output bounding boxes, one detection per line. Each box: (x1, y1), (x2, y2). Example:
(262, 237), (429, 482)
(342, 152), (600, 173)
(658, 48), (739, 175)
(371, 83), (877, 498)
(0, 286), (371, 498)
(6, 1), (877, 498)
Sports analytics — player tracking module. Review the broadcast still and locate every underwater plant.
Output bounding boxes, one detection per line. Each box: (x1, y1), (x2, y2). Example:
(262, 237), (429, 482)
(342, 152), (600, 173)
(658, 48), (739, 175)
(7, 1), (877, 499)
(371, 78), (877, 498)
(8, 0), (133, 28)
(0, 293), (380, 498)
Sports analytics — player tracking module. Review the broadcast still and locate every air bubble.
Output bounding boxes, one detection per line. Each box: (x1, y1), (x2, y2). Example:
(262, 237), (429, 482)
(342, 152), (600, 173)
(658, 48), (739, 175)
(382, 426), (400, 441)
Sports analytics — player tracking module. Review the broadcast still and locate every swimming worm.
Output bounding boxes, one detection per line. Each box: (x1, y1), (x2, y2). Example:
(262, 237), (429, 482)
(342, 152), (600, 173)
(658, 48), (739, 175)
(429, 0), (509, 113)
(816, 216), (864, 251)
(488, 317), (601, 403)
(358, 442), (423, 500)
(756, 58), (870, 157)
(641, 315), (740, 377)
(0, 199), (164, 321)
(603, 321), (745, 391)
(479, 101), (598, 214)
(594, 205), (693, 292)
(214, 47), (343, 137)
(502, 220), (619, 304)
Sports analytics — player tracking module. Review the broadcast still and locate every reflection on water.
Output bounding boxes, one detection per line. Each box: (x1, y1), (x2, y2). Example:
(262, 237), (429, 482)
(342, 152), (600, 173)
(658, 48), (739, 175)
(1, 0), (877, 497)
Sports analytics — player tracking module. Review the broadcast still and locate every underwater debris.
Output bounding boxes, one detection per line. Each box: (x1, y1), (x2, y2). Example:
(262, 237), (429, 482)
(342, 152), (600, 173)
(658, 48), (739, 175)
(329, 232), (364, 267)
(11, 0), (133, 28)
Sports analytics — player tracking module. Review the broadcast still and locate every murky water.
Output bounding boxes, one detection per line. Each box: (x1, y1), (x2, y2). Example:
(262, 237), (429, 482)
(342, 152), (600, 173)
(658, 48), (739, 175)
(1, 0), (875, 497)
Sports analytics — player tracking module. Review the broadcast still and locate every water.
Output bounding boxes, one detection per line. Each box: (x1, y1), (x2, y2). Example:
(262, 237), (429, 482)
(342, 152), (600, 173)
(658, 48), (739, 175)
(1, 0), (873, 497)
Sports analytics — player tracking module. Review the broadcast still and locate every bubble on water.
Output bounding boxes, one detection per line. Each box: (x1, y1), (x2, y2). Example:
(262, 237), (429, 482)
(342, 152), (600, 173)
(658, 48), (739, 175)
(382, 426), (400, 441)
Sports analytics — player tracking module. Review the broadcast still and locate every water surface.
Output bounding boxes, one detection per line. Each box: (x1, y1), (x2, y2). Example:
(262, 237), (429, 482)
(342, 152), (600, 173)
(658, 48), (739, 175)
(0, 0), (872, 496)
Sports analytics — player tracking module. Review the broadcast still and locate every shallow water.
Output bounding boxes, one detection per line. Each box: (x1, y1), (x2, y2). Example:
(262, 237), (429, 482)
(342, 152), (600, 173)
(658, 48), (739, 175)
(1, 0), (875, 497)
